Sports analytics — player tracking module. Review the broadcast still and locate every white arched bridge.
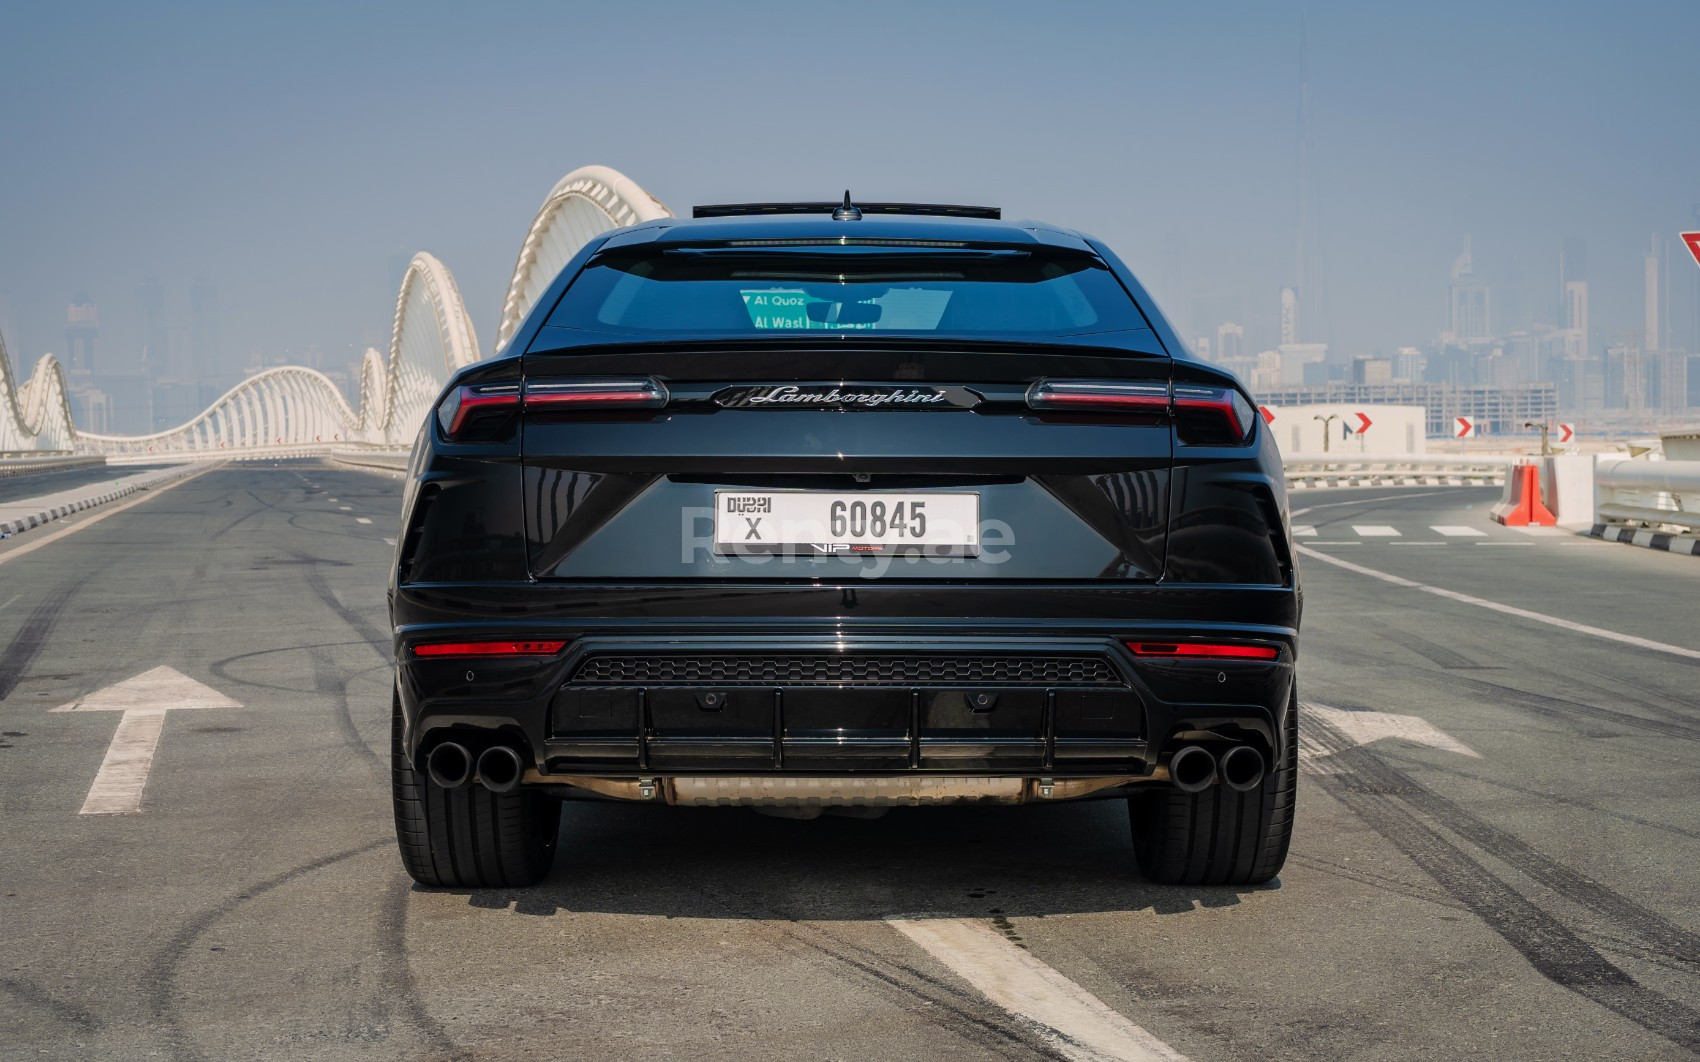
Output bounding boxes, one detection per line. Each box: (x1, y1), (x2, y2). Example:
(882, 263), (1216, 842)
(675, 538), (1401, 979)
(0, 165), (672, 461)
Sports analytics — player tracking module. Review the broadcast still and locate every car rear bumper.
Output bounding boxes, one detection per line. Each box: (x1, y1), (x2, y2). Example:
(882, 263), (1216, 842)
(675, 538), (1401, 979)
(393, 583), (1297, 793)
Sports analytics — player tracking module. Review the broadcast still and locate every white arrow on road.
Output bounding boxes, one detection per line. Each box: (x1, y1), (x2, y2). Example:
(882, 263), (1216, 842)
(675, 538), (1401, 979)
(52, 666), (243, 815)
(1299, 702), (1478, 775)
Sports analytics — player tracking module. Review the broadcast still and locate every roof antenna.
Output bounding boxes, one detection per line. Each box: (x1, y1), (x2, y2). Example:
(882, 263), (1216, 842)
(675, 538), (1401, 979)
(832, 190), (862, 221)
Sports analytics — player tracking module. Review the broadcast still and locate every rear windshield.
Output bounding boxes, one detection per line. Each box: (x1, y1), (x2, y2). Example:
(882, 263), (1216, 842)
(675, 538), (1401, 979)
(544, 246), (1145, 336)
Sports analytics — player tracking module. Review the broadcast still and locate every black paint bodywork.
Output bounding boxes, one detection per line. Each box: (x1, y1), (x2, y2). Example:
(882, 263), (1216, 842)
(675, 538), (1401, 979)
(389, 213), (1300, 790)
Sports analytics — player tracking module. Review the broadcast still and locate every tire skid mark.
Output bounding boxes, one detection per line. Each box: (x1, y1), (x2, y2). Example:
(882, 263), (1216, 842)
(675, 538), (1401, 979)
(0, 976), (101, 1032)
(1312, 716), (1700, 969)
(1287, 854), (1464, 911)
(209, 642), (385, 694)
(0, 570), (95, 699)
(1551, 669), (1700, 730)
(679, 880), (1067, 1060)
(303, 562), (391, 661)
(1311, 640), (1700, 743)
(1431, 669), (1700, 743)
(208, 490), (280, 540)
(1306, 715), (1700, 1053)
(311, 645), (384, 774)
(1380, 752), (1700, 845)
(146, 840), (468, 1062)
(379, 880), (470, 1062)
(1369, 626), (1490, 670)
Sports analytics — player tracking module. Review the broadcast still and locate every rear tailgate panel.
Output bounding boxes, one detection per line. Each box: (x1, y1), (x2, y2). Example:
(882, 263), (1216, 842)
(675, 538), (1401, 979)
(520, 344), (1172, 582)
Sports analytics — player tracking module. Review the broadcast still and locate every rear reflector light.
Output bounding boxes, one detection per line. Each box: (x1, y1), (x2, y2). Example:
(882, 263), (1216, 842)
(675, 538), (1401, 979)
(1127, 641), (1279, 661)
(524, 377), (669, 409)
(413, 640), (567, 658)
(437, 384), (520, 438)
(1027, 379), (1170, 413)
(1173, 385), (1255, 445)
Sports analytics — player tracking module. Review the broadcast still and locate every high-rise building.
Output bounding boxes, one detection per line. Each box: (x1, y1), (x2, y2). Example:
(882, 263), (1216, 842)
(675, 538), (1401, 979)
(1446, 237), (1492, 342)
(65, 292), (99, 373)
(1392, 347), (1425, 382)
(1216, 322), (1244, 360)
(1193, 336), (1212, 361)
(1563, 280), (1589, 359)
(190, 280), (218, 386)
(1279, 288), (1298, 345)
(1645, 236), (1663, 353)
(136, 277), (168, 377)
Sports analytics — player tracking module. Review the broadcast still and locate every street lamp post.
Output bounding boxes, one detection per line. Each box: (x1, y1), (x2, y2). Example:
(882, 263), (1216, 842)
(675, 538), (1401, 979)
(1523, 421), (1551, 456)
(1314, 413), (1339, 454)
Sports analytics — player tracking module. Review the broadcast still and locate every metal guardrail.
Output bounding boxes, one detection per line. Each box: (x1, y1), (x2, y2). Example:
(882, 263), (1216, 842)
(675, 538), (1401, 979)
(1282, 453), (1512, 489)
(0, 453), (105, 478)
(330, 449), (410, 474)
(1593, 459), (1700, 536)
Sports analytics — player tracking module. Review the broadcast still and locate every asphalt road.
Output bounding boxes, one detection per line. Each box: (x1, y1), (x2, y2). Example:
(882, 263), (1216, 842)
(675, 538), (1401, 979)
(1, 465), (1696, 1060)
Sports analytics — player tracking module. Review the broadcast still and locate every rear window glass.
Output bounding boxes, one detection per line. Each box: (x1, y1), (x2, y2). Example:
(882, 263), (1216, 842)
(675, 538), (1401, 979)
(544, 247), (1145, 336)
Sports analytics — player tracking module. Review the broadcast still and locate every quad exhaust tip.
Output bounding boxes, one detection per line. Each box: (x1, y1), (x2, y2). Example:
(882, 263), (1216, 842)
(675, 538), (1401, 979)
(1168, 745), (1216, 793)
(476, 746), (525, 795)
(425, 742), (472, 790)
(1219, 745), (1266, 792)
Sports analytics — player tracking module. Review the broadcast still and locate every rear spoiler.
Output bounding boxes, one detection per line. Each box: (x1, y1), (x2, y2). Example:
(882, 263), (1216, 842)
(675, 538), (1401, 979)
(693, 201), (1000, 220)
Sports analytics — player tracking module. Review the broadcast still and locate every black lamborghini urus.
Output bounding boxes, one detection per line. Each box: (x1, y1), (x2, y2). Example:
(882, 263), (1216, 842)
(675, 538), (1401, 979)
(390, 196), (1300, 888)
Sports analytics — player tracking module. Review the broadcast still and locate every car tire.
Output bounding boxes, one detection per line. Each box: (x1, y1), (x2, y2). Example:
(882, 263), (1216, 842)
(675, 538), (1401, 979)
(1129, 687), (1297, 886)
(391, 692), (560, 888)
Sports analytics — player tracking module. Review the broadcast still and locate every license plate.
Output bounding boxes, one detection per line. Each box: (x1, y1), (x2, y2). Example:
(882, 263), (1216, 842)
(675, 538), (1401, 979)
(714, 491), (980, 556)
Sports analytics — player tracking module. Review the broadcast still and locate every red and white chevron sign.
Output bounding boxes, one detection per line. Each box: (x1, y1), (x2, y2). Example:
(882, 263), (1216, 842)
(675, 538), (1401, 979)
(1558, 423), (1575, 444)
(1455, 417), (1477, 438)
(1684, 232), (1700, 270)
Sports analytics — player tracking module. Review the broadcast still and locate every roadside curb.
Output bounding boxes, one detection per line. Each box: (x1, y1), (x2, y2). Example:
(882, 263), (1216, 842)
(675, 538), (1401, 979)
(1589, 524), (1700, 556)
(0, 462), (207, 537)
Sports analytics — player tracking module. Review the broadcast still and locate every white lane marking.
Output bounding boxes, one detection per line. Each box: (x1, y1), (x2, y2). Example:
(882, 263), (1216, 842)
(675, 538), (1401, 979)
(339, 506), (352, 511)
(1351, 525), (1401, 537)
(887, 917), (1187, 1062)
(0, 593), (19, 613)
(1431, 525), (1486, 537)
(0, 465), (218, 569)
(1292, 525), (1317, 537)
(1473, 542), (1533, 546)
(1298, 702), (1480, 775)
(53, 666), (243, 814)
(1306, 541), (1364, 546)
(1513, 525), (1569, 536)
(356, 517), (372, 525)
(383, 537), (396, 546)
(327, 498), (337, 502)
(1390, 542), (1445, 547)
(1295, 544), (1700, 661)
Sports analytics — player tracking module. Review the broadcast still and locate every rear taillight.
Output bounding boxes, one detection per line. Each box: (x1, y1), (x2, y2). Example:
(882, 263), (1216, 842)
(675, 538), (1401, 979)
(437, 383), (520, 440)
(1026, 378), (1255, 445)
(524, 377), (669, 409)
(1172, 385), (1255, 446)
(1127, 641), (1279, 661)
(413, 640), (567, 658)
(1025, 379), (1170, 413)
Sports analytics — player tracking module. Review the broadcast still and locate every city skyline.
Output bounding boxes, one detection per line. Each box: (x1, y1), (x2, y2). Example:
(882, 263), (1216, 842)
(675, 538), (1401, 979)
(2, 1), (1698, 429)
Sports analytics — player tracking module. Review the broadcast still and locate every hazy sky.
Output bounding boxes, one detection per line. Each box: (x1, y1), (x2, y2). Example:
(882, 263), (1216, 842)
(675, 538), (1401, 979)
(3, 0), (1697, 381)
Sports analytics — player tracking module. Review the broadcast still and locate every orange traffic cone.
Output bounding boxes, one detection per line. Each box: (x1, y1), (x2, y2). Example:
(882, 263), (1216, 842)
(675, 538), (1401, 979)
(1490, 463), (1557, 527)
